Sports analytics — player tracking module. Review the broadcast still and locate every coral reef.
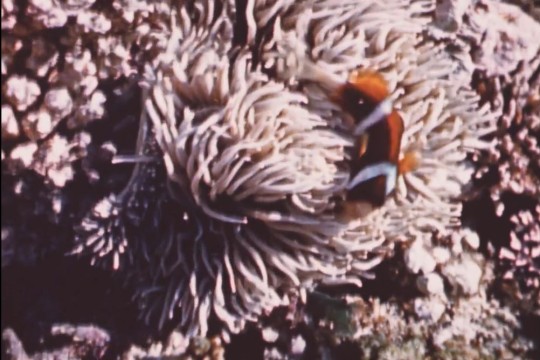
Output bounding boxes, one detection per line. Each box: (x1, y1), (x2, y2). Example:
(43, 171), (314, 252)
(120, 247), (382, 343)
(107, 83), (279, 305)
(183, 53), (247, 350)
(470, 46), (540, 313)
(1, 0), (539, 358)
(2, 325), (110, 360)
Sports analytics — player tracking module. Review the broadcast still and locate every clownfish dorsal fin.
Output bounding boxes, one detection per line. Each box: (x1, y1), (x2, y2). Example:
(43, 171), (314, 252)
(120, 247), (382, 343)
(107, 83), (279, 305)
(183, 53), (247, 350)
(386, 110), (404, 164)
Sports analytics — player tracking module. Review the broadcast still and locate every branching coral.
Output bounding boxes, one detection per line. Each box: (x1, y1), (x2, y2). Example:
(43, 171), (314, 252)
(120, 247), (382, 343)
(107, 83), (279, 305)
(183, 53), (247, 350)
(471, 49), (540, 311)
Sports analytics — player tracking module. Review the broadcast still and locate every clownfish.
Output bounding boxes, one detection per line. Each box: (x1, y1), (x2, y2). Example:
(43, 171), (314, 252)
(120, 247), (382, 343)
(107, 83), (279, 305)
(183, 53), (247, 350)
(334, 71), (408, 207)
(297, 62), (416, 214)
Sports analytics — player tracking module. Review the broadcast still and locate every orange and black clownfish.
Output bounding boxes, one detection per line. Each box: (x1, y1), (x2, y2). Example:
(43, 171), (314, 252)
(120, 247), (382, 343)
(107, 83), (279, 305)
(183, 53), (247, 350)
(332, 71), (415, 209)
(298, 62), (415, 212)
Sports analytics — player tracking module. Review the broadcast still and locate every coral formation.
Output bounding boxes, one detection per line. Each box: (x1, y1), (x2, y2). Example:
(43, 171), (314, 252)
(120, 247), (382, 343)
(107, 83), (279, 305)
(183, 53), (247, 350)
(1, 0), (539, 357)
(471, 48), (540, 313)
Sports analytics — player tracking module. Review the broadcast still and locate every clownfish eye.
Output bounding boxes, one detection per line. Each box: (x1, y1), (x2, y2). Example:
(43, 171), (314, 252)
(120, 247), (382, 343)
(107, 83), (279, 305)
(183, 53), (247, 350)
(354, 97), (394, 136)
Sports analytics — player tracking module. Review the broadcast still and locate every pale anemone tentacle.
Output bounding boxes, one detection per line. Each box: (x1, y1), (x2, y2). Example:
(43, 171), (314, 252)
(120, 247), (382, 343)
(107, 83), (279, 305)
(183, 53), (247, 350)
(262, 1), (495, 250)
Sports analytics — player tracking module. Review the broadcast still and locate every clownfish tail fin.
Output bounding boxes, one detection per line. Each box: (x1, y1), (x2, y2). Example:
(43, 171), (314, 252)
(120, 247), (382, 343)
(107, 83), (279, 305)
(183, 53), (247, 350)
(398, 151), (419, 175)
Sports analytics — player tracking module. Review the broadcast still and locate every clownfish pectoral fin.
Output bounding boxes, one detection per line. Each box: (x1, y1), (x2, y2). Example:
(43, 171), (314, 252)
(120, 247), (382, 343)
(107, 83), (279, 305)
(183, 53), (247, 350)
(357, 133), (369, 158)
(347, 161), (397, 196)
(353, 97), (394, 136)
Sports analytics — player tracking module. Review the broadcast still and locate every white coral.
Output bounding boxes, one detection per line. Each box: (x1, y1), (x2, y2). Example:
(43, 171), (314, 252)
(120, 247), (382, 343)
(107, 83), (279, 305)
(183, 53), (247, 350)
(3, 76), (41, 112)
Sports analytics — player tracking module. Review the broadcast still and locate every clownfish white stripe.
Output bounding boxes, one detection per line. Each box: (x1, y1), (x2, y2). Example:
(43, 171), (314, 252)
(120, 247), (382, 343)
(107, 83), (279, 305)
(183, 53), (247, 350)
(346, 161), (397, 196)
(353, 97), (393, 136)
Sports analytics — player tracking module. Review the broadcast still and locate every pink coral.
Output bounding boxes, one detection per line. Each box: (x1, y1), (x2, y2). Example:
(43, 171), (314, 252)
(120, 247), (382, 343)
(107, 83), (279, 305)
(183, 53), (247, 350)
(471, 49), (540, 309)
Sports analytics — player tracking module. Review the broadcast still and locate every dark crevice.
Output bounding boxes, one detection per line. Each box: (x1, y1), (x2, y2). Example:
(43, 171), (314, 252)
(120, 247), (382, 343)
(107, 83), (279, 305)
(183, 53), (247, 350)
(225, 325), (265, 360)
(1, 257), (148, 357)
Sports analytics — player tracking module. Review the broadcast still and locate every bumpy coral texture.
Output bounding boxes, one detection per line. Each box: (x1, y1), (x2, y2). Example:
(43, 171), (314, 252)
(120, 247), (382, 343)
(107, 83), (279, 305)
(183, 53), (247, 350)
(72, 0), (496, 336)
(472, 50), (540, 311)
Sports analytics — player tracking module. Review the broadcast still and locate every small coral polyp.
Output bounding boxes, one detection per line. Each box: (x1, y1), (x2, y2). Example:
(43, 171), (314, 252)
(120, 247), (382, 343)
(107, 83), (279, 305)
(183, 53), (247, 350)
(73, 0), (496, 337)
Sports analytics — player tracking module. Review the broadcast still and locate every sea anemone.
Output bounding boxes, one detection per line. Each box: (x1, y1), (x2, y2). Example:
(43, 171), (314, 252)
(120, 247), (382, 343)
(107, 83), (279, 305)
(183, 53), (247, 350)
(262, 0), (499, 250)
(80, 0), (498, 337)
